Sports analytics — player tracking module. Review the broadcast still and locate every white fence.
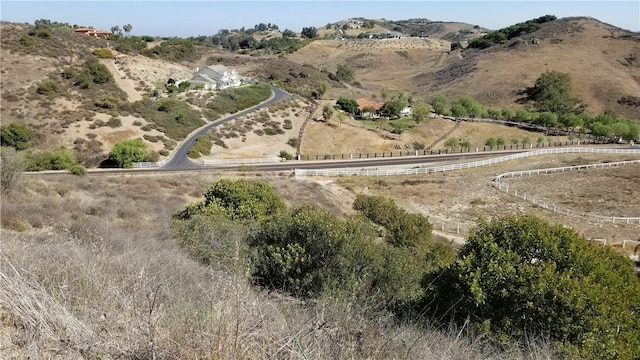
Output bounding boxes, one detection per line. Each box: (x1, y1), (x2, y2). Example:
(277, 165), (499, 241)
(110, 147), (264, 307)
(132, 160), (167, 168)
(294, 147), (640, 177)
(492, 160), (640, 224)
(200, 157), (284, 166)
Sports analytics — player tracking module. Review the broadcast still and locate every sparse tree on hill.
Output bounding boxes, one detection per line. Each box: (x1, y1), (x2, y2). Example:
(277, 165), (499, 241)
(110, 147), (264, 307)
(111, 25), (121, 36)
(411, 98), (430, 125)
(123, 23), (132, 36)
(301, 26), (317, 39)
(335, 64), (355, 83)
(528, 70), (585, 115)
(282, 29), (296, 38)
(431, 94), (448, 115)
(444, 137), (459, 151)
(485, 137), (497, 149)
(314, 80), (328, 99)
(322, 104), (334, 122)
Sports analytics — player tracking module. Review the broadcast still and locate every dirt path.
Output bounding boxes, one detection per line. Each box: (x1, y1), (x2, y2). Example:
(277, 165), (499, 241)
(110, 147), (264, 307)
(99, 59), (143, 102)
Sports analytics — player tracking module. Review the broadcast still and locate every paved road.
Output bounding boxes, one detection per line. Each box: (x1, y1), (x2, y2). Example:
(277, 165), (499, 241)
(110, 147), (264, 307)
(162, 84), (291, 170)
(81, 151), (526, 176)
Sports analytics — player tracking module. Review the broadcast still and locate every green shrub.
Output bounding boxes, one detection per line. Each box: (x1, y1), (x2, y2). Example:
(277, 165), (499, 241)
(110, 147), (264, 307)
(1, 122), (33, 150)
(427, 215), (640, 358)
(107, 139), (148, 168)
(92, 48), (115, 59)
(69, 164), (87, 176)
(19, 35), (37, 47)
(36, 79), (59, 95)
(95, 94), (121, 109)
(279, 150), (293, 160)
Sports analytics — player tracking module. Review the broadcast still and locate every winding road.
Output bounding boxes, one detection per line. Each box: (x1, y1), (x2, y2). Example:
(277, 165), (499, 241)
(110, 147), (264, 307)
(162, 84), (291, 170)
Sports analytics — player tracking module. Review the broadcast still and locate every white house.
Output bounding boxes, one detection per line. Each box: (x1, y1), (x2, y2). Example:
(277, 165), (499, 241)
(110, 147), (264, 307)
(189, 65), (242, 90)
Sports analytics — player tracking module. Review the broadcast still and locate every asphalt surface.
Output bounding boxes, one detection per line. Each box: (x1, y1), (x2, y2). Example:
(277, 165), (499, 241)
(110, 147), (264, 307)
(82, 151), (527, 176)
(162, 83), (291, 170)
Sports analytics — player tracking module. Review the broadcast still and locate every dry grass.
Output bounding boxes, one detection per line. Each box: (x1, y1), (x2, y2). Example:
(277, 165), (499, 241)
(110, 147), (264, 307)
(335, 153), (640, 241)
(0, 173), (554, 359)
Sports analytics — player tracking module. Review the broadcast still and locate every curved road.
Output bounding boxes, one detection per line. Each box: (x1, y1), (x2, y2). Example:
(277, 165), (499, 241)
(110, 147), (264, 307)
(162, 84), (291, 170)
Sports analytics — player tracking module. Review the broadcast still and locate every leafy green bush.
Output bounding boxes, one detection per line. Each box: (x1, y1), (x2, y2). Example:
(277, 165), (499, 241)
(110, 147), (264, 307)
(92, 47), (114, 59)
(69, 164), (87, 176)
(427, 215), (640, 358)
(279, 150), (293, 160)
(21, 148), (78, 171)
(107, 138), (149, 168)
(19, 35), (37, 47)
(36, 79), (59, 95)
(1, 122), (33, 150)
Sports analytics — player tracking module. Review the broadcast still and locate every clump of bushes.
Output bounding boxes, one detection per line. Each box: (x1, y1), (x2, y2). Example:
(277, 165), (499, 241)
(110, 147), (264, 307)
(92, 48), (114, 59)
(36, 79), (59, 95)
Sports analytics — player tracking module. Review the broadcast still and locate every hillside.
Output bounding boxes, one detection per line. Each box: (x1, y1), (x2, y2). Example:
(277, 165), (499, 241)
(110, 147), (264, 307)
(416, 17), (640, 120)
(287, 17), (640, 121)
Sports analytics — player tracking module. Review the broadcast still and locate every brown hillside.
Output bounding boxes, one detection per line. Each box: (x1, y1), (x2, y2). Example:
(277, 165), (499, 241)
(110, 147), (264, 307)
(286, 17), (639, 120)
(415, 17), (640, 119)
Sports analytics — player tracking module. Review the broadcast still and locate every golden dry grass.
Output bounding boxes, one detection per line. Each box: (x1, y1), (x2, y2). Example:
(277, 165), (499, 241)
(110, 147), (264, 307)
(335, 153), (640, 241)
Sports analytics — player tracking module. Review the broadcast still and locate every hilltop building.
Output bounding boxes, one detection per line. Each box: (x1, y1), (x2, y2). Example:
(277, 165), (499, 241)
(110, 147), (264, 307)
(74, 28), (112, 39)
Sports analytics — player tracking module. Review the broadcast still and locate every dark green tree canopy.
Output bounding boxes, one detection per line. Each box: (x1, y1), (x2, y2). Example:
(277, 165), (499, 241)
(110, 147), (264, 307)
(301, 26), (317, 39)
(428, 215), (640, 359)
(336, 97), (359, 114)
(1, 122), (33, 150)
(528, 70), (585, 115)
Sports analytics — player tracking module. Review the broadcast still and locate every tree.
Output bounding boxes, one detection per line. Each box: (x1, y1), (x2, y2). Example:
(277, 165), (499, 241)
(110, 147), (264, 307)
(496, 137), (505, 146)
(1, 122), (33, 150)
(428, 215), (640, 359)
(314, 80), (327, 99)
(484, 137), (497, 149)
(501, 108), (514, 119)
(301, 26), (317, 39)
(528, 70), (585, 115)
(108, 139), (148, 168)
(282, 29), (296, 38)
(444, 137), (459, 151)
(521, 136), (531, 145)
(336, 97), (358, 114)
(335, 64), (355, 83)
(322, 104), (334, 122)
(411, 98), (430, 125)
(381, 97), (408, 118)
(1, 147), (25, 194)
(431, 94), (448, 115)
(460, 140), (472, 150)
(110, 25), (121, 36)
(123, 23), (132, 36)
(450, 103), (468, 117)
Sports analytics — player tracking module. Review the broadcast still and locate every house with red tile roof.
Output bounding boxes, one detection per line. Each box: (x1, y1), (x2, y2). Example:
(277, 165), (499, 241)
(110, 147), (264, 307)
(75, 28), (112, 39)
(355, 97), (383, 118)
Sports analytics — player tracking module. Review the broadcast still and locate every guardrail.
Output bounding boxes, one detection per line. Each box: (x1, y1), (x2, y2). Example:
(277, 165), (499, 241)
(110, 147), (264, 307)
(294, 147), (640, 177)
(298, 138), (611, 161)
(200, 158), (284, 166)
(132, 160), (167, 168)
(492, 160), (640, 224)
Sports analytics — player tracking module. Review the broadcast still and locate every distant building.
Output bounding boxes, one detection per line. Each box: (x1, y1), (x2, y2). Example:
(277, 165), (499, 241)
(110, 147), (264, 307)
(188, 65), (242, 90)
(74, 28), (112, 39)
